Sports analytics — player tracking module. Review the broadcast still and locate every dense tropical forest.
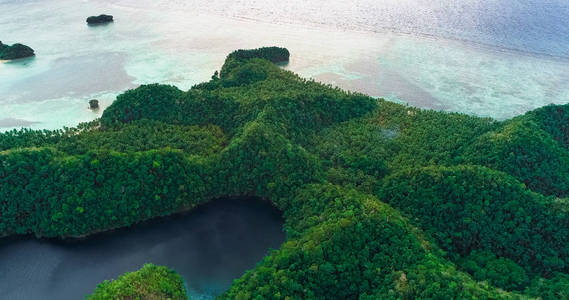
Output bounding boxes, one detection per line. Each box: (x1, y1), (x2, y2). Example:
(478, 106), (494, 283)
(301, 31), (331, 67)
(1, 46), (569, 299)
(87, 264), (187, 300)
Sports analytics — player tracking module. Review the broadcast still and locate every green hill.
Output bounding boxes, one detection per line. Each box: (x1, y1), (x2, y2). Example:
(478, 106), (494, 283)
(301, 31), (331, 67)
(2, 47), (569, 299)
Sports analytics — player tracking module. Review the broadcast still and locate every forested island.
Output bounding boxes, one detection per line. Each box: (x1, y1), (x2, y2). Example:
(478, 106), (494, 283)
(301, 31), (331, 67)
(87, 264), (187, 299)
(0, 41), (34, 60)
(1, 46), (569, 299)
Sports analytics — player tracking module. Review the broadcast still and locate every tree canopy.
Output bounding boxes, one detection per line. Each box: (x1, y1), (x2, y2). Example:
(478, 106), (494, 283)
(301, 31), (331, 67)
(2, 47), (569, 299)
(86, 264), (187, 300)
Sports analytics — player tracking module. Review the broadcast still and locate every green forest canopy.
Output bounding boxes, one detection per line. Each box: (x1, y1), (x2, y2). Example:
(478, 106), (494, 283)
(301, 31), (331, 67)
(87, 264), (187, 300)
(2, 46), (569, 299)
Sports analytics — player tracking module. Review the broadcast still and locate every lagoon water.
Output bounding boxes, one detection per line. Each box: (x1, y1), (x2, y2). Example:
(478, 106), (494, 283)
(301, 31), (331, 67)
(0, 198), (285, 300)
(1, 0), (569, 130)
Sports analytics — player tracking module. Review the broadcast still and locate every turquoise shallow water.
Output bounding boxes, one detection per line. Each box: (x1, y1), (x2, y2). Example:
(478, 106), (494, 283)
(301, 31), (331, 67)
(376, 37), (569, 119)
(1, 0), (568, 127)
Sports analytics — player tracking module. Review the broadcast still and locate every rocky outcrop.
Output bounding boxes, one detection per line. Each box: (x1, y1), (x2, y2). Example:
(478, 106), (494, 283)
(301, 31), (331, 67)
(89, 99), (100, 110)
(86, 14), (114, 25)
(0, 41), (35, 60)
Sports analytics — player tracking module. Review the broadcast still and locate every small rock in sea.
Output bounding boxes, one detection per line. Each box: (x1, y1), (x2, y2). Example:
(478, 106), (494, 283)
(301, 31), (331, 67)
(0, 41), (35, 60)
(86, 14), (114, 25)
(89, 99), (100, 110)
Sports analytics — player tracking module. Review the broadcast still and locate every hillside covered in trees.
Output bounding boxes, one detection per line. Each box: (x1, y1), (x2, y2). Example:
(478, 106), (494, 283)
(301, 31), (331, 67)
(2, 47), (569, 299)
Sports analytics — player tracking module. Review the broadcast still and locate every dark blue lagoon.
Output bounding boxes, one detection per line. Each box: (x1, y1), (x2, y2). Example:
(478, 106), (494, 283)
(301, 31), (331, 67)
(0, 198), (285, 300)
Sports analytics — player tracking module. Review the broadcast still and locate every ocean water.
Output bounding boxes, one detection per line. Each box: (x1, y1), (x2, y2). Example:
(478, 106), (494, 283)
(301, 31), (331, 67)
(1, 0), (568, 128)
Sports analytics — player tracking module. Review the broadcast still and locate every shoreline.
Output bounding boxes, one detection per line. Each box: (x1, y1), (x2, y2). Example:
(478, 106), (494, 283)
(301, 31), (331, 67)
(0, 194), (282, 242)
(2, 0), (569, 130)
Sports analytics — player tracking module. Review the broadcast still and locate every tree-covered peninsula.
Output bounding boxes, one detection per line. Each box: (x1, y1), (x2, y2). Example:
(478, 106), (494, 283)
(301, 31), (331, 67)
(2, 46), (569, 299)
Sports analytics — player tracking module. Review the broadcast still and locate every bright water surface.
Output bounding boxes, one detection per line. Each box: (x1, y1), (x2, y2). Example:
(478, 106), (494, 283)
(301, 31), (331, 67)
(1, 0), (568, 130)
(0, 198), (285, 300)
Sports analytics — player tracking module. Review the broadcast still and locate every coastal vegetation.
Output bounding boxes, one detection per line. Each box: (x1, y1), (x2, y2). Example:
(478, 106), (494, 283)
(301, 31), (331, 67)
(0, 41), (34, 60)
(86, 264), (187, 299)
(2, 46), (569, 298)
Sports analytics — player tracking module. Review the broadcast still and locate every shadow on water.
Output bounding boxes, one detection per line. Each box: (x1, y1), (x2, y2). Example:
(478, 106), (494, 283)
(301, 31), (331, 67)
(1, 55), (36, 66)
(0, 197), (286, 300)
